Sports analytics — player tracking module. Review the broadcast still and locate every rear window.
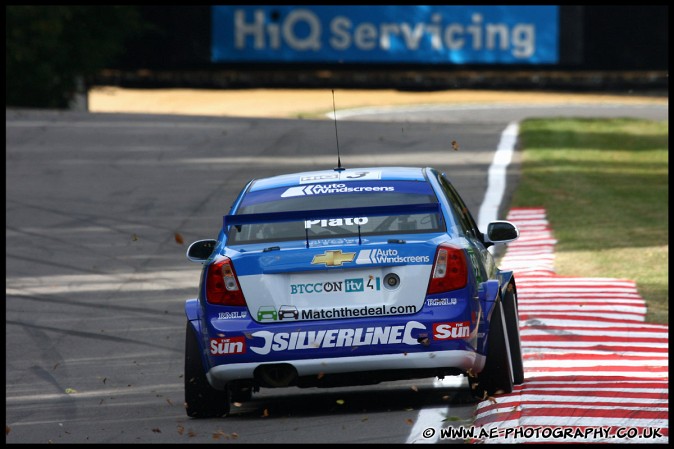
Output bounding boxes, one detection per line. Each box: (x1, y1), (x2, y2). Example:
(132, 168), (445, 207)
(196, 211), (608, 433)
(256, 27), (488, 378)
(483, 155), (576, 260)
(227, 181), (445, 244)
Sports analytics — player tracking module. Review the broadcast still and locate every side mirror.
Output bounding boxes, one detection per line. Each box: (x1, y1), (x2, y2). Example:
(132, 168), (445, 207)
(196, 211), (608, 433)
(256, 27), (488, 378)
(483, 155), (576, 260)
(186, 239), (217, 263)
(485, 221), (519, 244)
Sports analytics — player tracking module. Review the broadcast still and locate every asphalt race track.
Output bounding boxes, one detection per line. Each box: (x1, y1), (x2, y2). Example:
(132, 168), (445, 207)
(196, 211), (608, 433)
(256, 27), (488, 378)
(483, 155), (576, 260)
(5, 102), (667, 443)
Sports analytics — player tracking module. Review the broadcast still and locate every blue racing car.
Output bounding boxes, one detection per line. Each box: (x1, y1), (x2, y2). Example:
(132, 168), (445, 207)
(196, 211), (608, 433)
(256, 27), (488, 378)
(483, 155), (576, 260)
(184, 166), (523, 417)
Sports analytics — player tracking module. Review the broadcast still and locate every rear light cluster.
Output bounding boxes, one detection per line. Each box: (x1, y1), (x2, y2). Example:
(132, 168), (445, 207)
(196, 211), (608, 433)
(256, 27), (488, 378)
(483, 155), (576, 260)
(206, 257), (246, 306)
(427, 243), (468, 294)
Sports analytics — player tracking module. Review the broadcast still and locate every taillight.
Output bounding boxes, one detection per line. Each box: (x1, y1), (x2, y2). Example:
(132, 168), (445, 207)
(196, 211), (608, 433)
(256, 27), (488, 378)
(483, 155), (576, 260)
(206, 257), (246, 306)
(427, 244), (468, 294)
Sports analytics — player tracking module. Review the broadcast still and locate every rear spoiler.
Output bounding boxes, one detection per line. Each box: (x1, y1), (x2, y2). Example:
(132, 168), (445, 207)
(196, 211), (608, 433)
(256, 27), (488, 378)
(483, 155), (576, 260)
(223, 202), (441, 229)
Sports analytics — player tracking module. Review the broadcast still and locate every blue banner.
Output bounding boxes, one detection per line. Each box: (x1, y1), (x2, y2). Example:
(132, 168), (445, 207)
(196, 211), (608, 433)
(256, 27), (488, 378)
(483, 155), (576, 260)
(212, 5), (559, 64)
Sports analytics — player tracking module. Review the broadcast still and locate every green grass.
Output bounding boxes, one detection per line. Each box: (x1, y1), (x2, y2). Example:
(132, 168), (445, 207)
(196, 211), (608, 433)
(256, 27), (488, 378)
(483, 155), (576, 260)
(510, 118), (668, 325)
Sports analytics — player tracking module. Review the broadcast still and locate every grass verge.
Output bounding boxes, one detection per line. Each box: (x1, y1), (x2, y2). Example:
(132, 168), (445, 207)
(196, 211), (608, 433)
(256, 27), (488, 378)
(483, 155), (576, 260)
(510, 118), (668, 325)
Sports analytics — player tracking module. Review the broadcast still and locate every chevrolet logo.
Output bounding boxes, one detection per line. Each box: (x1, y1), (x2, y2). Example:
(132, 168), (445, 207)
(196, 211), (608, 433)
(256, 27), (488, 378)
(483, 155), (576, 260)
(311, 250), (355, 267)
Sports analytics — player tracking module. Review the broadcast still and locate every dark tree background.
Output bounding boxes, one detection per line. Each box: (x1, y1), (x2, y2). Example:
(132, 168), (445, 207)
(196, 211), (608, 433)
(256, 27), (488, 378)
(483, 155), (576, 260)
(6, 6), (143, 108)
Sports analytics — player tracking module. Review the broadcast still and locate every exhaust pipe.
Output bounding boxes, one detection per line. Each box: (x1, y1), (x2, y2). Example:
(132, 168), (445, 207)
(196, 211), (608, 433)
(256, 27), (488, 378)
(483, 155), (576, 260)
(255, 364), (298, 387)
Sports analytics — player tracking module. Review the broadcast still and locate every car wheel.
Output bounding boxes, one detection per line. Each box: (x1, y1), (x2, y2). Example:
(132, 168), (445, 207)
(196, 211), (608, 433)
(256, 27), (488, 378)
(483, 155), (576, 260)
(184, 322), (231, 418)
(470, 298), (514, 399)
(502, 283), (524, 385)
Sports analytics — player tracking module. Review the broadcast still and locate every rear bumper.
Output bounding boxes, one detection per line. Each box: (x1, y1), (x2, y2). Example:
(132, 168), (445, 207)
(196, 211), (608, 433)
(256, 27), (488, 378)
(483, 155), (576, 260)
(206, 349), (484, 389)
(187, 280), (490, 389)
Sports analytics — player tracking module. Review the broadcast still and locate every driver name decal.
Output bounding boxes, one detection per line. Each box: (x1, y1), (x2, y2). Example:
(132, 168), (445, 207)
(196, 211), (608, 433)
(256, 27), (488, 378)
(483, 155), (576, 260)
(305, 217), (369, 229)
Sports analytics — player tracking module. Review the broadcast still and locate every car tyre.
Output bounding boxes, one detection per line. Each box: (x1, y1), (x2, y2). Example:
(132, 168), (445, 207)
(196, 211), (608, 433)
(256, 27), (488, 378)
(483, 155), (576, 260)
(185, 322), (231, 418)
(502, 283), (524, 385)
(470, 299), (514, 399)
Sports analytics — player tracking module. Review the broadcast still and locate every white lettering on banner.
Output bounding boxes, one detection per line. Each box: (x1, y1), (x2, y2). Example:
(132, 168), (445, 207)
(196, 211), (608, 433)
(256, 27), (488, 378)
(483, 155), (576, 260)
(282, 10), (321, 50)
(234, 9), (536, 59)
(235, 10), (266, 49)
(249, 321), (426, 355)
(235, 9), (321, 51)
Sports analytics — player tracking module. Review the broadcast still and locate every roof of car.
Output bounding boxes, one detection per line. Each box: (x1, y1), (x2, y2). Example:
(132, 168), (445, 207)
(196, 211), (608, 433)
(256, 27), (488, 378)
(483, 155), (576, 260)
(249, 166), (430, 192)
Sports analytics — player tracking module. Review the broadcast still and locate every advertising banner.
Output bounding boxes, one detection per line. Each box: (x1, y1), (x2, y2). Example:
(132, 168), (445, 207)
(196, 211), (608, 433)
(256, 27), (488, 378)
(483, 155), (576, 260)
(212, 5), (559, 64)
